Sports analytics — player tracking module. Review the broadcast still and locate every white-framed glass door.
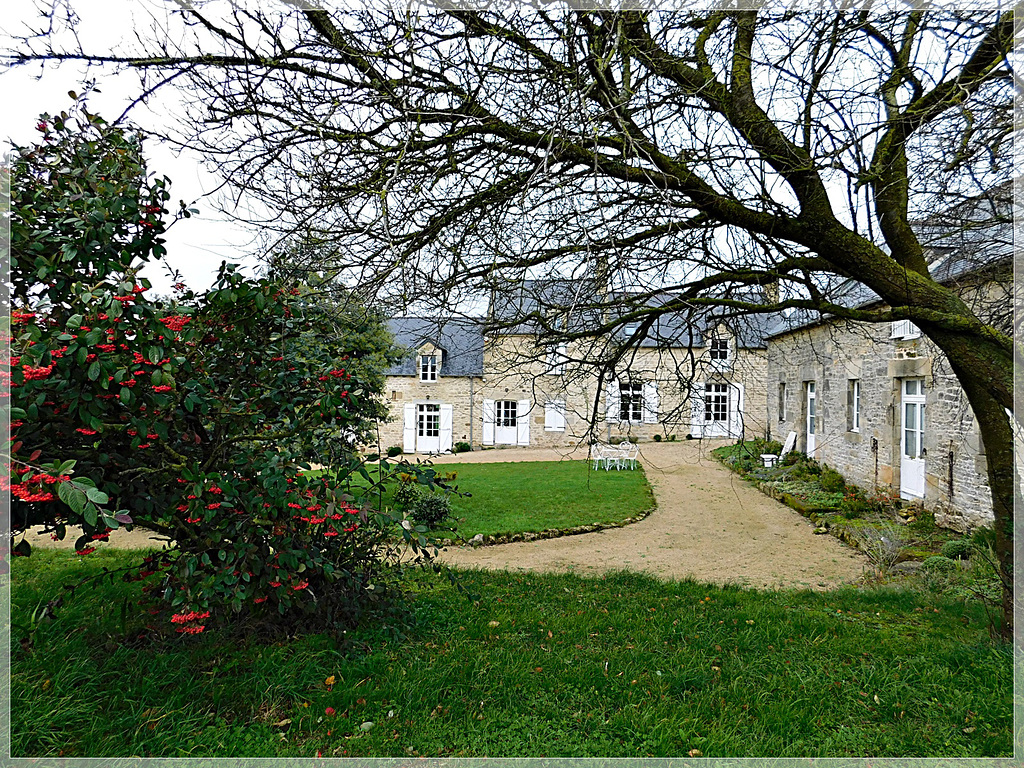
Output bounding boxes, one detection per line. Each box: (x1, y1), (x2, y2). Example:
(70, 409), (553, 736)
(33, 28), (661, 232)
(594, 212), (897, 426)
(494, 400), (518, 445)
(416, 403), (441, 453)
(900, 378), (927, 499)
(703, 383), (729, 437)
(805, 382), (817, 456)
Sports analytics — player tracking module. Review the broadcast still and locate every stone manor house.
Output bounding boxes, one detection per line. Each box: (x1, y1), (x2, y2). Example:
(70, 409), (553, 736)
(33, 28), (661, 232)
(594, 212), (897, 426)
(375, 193), (1010, 533)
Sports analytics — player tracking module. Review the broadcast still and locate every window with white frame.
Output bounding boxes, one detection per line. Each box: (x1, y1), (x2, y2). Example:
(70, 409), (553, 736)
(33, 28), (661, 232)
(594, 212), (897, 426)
(848, 379), (861, 432)
(623, 322), (639, 338)
(419, 354), (437, 382)
(619, 381), (644, 422)
(891, 320), (921, 340)
(496, 400), (518, 428)
(778, 382), (787, 421)
(546, 344), (566, 375)
(705, 383), (729, 422)
(710, 338), (729, 360)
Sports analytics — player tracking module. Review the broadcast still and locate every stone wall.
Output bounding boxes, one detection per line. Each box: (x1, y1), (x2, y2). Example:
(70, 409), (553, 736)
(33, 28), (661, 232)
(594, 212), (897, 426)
(766, 315), (994, 531)
(380, 326), (771, 452)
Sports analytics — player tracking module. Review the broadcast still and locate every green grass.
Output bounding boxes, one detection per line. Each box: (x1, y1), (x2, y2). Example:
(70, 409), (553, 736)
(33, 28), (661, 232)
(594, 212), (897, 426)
(324, 460), (655, 539)
(437, 461), (654, 538)
(11, 549), (1012, 758)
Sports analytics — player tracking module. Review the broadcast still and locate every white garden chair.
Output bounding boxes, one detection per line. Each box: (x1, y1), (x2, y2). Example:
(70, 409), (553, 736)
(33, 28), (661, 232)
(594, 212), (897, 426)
(761, 431), (797, 468)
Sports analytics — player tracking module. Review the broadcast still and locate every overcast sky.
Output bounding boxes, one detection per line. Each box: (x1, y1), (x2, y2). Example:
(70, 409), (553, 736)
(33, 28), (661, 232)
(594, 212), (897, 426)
(1, 0), (262, 295)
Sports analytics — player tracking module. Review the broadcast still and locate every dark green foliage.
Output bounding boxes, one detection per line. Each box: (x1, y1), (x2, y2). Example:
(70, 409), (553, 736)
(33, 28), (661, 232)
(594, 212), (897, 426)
(941, 539), (973, 560)
(652, 433), (662, 442)
(9, 101), (419, 635)
(453, 442), (472, 454)
(922, 556), (959, 574)
(387, 446), (404, 457)
(392, 477), (422, 510)
(411, 492), (452, 529)
(819, 466), (847, 494)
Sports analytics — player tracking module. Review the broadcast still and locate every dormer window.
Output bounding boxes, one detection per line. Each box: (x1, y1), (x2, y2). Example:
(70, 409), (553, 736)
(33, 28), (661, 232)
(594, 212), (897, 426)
(419, 354), (437, 382)
(546, 344), (566, 375)
(710, 338), (729, 360)
(891, 320), (921, 340)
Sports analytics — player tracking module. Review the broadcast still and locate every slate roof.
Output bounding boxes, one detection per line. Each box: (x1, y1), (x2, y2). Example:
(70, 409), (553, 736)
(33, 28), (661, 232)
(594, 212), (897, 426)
(489, 280), (777, 349)
(386, 317), (484, 376)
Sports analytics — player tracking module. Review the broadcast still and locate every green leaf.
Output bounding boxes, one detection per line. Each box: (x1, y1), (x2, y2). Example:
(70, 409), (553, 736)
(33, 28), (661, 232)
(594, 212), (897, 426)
(85, 487), (109, 505)
(87, 361), (101, 380)
(83, 503), (99, 528)
(67, 314), (83, 329)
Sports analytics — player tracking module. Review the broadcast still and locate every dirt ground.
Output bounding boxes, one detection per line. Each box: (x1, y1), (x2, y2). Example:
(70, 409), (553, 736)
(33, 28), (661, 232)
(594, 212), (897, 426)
(21, 440), (867, 590)
(430, 440), (868, 590)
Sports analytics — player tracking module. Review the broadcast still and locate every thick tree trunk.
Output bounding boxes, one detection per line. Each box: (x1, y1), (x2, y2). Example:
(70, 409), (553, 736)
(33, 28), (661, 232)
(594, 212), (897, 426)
(931, 333), (1016, 642)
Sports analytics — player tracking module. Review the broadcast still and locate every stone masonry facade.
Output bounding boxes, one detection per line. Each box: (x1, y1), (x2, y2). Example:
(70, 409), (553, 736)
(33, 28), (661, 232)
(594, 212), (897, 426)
(766, 318), (994, 532)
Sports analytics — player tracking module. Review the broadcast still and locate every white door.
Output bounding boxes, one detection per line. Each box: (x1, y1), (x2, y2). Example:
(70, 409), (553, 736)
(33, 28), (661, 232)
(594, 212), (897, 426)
(703, 383), (730, 437)
(900, 378), (927, 499)
(805, 382), (816, 456)
(416, 403), (441, 453)
(494, 400), (518, 445)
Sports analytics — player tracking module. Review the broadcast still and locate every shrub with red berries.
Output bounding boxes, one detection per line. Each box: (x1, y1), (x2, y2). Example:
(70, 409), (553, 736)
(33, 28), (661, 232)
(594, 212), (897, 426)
(9, 100), (425, 636)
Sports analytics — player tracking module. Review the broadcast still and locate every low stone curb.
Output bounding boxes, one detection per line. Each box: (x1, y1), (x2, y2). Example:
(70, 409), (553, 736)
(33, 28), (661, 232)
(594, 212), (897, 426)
(454, 506), (656, 548)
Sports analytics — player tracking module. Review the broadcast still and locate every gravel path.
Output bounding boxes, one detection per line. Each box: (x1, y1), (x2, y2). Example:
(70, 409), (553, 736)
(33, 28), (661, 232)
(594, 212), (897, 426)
(432, 440), (867, 590)
(22, 440), (867, 590)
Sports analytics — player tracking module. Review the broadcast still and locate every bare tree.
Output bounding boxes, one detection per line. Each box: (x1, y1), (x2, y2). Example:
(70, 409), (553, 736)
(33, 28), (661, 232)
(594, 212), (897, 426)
(8, 5), (1017, 637)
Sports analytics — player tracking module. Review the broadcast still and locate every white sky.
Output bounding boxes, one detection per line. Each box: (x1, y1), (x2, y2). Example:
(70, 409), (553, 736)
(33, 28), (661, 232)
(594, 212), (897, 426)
(1, 0), (262, 295)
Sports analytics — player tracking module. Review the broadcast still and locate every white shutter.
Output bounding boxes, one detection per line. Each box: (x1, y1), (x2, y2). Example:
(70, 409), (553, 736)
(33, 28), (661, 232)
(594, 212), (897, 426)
(642, 381), (659, 424)
(517, 399), (531, 445)
(403, 404), (416, 452)
(439, 404), (454, 453)
(729, 383), (745, 438)
(891, 320), (921, 340)
(545, 400), (566, 432)
(482, 399), (495, 446)
(690, 384), (704, 438)
(606, 378), (620, 422)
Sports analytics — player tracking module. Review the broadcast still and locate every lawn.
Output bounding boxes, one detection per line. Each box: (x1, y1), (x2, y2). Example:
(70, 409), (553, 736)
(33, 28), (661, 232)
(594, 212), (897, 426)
(11, 549), (1012, 758)
(333, 459), (655, 540)
(436, 460), (654, 539)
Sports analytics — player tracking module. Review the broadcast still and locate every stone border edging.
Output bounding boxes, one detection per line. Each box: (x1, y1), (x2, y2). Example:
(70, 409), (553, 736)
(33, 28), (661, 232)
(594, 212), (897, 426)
(453, 505), (657, 548)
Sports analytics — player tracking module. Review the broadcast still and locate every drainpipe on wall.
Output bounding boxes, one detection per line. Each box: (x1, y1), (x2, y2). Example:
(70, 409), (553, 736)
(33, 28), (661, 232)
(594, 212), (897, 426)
(469, 376), (475, 449)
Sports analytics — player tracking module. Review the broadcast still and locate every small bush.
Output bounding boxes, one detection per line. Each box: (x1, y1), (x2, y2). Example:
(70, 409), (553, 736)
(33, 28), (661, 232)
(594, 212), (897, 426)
(761, 439), (783, 455)
(859, 522), (909, 573)
(393, 478), (421, 510)
(941, 539), (973, 560)
(781, 451), (805, 466)
(387, 445), (404, 457)
(819, 465), (847, 493)
(411, 492), (452, 529)
(454, 442), (472, 454)
(652, 433), (662, 442)
(921, 555), (959, 574)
